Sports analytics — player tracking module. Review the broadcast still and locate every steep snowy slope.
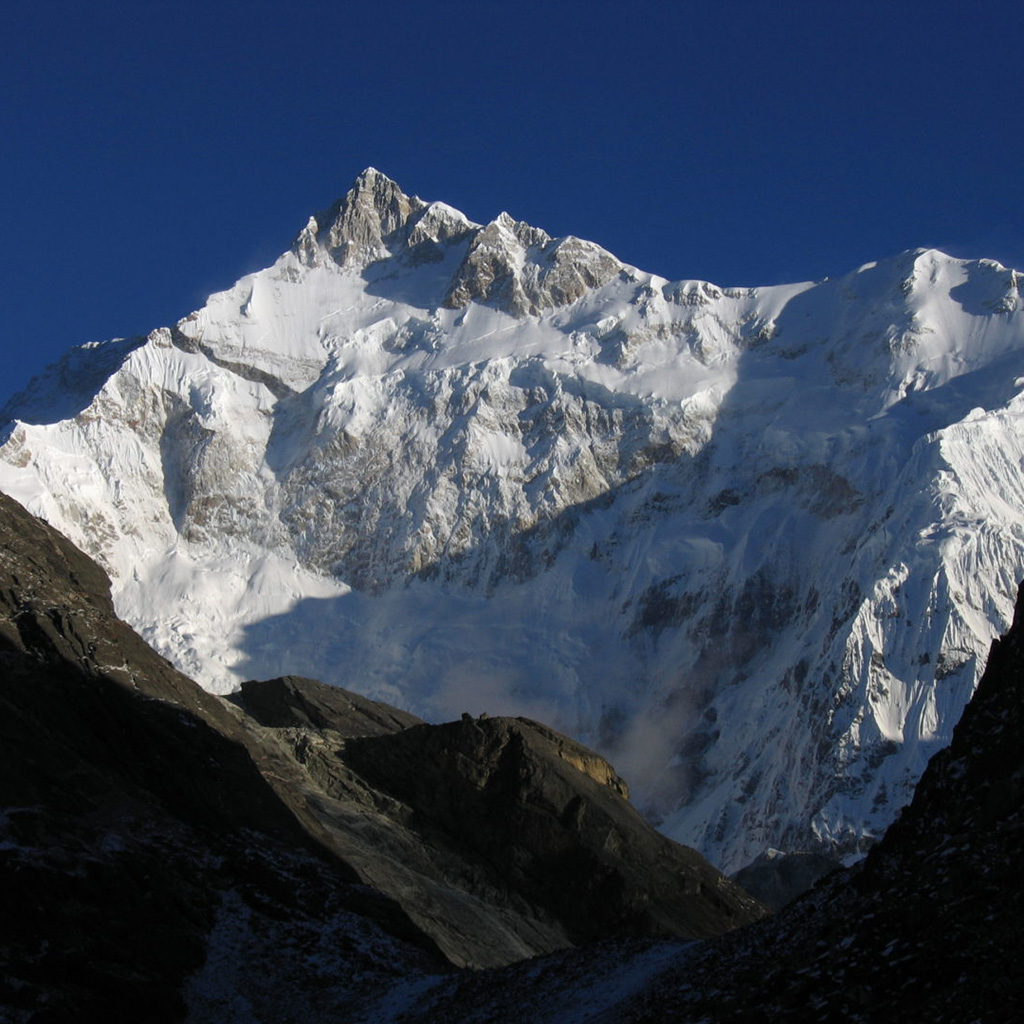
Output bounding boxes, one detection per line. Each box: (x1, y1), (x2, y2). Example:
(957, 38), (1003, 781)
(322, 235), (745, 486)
(3, 169), (1024, 870)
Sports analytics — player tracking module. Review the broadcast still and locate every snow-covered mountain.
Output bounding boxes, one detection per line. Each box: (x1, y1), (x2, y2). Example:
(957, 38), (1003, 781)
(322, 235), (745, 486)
(3, 168), (1024, 871)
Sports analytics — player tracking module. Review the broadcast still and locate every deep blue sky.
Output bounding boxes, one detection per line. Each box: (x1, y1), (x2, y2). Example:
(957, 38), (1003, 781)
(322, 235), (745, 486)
(2, 0), (1021, 404)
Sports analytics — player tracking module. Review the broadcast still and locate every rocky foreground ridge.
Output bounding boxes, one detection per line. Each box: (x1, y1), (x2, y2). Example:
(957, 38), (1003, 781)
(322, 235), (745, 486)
(364, 582), (1024, 1023)
(2, 487), (1021, 1021)
(3, 170), (1024, 872)
(0, 490), (761, 1021)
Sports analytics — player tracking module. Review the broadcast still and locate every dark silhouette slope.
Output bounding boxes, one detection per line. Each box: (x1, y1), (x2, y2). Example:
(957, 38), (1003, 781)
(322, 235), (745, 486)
(0, 490), (762, 1020)
(400, 581), (1024, 1021)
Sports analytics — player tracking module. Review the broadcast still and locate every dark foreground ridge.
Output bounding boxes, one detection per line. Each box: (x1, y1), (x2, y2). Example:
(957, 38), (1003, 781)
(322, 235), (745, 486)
(3, 482), (1020, 1020)
(0, 491), (445, 1021)
(617, 577), (1024, 1022)
(399, 584), (1024, 1022)
(0, 490), (762, 1021)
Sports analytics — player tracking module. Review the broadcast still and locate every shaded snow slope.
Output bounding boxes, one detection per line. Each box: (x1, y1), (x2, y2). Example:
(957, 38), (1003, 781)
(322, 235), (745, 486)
(3, 169), (1024, 870)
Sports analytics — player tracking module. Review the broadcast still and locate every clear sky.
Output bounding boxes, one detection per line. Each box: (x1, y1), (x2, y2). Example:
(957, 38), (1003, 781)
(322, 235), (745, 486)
(2, 0), (1021, 404)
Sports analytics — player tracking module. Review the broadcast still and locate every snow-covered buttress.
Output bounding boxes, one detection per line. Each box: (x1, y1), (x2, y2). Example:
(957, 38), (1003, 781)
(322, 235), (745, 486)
(3, 168), (1024, 871)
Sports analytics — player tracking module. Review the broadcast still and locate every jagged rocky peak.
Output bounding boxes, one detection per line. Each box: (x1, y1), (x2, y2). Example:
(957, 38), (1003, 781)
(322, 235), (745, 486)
(295, 167), (475, 269)
(406, 200), (476, 248)
(319, 167), (427, 264)
(291, 214), (322, 268)
(291, 168), (625, 315)
(443, 209), (625, 316)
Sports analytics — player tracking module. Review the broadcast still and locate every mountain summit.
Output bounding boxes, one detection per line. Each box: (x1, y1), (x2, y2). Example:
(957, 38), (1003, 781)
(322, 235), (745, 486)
(293, 167), (624, 316)
(3, 172), (1024, 871)
(301, 167), (466, 268)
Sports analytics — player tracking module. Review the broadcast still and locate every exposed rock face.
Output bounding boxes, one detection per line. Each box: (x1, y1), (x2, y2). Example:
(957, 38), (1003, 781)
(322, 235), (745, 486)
(442, 211), (623, 316)
(342, 714), (761, 944)
(308, 167), (476, 269)
(295, 167), (621, 316)
(231, 676), (765, 967)
(729, 848), (841, 912)
(233, 673), (424, 735)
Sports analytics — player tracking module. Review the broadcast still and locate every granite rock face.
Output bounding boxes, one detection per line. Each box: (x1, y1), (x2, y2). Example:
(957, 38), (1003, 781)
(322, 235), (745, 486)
(230, 676), (765, 968)
(441, 211), (623, 316)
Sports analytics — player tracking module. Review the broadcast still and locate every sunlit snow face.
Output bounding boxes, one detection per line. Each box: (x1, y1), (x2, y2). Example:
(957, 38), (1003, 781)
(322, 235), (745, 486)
(3, 174), (1023, 873)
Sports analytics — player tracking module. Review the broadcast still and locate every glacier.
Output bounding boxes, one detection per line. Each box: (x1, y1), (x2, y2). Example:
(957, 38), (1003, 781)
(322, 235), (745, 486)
(3, 167), (1024, 871)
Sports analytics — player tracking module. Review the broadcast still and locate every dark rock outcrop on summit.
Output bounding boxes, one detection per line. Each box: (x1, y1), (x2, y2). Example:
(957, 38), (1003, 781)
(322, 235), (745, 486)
(232, 673), (424, 735)
(729, 848), (841, 913)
